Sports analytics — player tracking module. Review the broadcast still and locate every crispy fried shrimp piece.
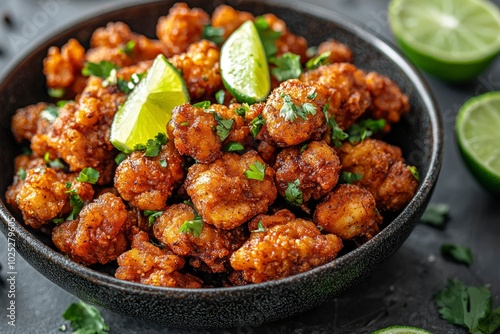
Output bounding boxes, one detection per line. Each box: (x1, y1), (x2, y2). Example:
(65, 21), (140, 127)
(364, 71), (410, 129)
(314, 184), (382, 245)
(114, 142), (185, 211)
(229, 209), (342, 284)
(91, 21), (133, 48)
(337, 138), (419, 211)
(212, 5), (254, 40)
(154, 203), (247, 273)
(15, 168), (94, 229)
(47, 77), (126, 181)
(185, 151), (277, 230)
(316, 39), (354, 64)
(116, 227), (203, 288)
(43, 38), (85, 91)
(169, 103), (222, 163)
(11, 102), (50, 142)
(52, 193), (133, 265)
(274, 141), (341, 203)
(262, 14), (308, 62)
(156, 3), (210, 55)
(262, 79), (329, 147)
(300, 63), (371, 130)
(169, 40), (222, 100)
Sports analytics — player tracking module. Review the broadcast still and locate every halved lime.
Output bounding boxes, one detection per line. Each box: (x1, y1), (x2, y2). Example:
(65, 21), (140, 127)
(389, 0), (500, 82)
(371, 325), (433, 334)
(220, 20), (270, 104)
(456, 92), (500, 195)
(110, 54), (189, 152)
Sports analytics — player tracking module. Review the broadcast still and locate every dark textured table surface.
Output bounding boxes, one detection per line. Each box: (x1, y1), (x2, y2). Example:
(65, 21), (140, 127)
(1, 0), (499, 333)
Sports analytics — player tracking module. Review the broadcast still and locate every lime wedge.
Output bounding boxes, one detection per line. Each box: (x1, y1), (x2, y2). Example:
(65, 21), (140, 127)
(371, 325), (433, 334)
(110, 54), (189, 152)
(456, 92), (500, 195)
(220, 20), (270, 103)
(389, 0), (500, 82)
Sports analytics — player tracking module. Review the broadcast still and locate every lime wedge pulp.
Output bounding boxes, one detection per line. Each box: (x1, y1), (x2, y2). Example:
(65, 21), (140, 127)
(220, 20), (271, 104)
(456, 92), (500, 195)
(371, 325), (433, 334)
(110, 54), (190, 152)
(389, 0), (500, 82)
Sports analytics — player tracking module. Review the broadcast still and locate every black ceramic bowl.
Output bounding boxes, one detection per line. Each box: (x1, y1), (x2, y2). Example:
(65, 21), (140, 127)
(0, 0), (442, 329)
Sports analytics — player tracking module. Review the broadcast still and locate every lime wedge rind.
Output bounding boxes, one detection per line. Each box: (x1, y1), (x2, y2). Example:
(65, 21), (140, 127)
(371, 325), (433, 334)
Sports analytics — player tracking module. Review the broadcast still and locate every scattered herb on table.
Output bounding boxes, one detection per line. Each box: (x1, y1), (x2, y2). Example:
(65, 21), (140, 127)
(420, 203), (449, 228)
(61, 300), (109, 334)
(441, 243), (473, 266)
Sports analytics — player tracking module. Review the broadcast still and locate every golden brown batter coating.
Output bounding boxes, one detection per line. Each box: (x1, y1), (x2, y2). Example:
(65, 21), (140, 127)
(154, 203), (247, 273)
(43, 38), (85, 92)
(337, 139), (419, 211)
(314, 184), (382, 245)
(11, 102), (50, 143)
(52, 192), (133, 265)
(85, 47), (133, 68)
(169, 40), (222, 100)
(261, 79), (328, 147)
(211, 5), (254, 40)
(274, 141), (341, 203)
(185, 151), (277, 230)
(229, 210), (342, 284)
(116, 227), (203, 288)
(262, 14), (308, 62)
(156, 3), (210, 55)
(114, 141), (185, 211)
(316, 39), (354, 64)
(364, 71), (410, 129)
(15, 168), (94, 229)
(169, 103), (222, 163)
(300, 63), (371, 130)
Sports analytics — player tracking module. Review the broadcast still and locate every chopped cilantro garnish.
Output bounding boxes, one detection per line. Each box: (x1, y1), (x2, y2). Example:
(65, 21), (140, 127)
(202, 25), (225, 45)
(234, 103), (250, 117)
(65, 187), (84, 221)
(159, 159), (168, 168)
(306, 89), (317, 100)
(305, 51), (331, 70)
(115, 153), (127, 165)
(254, 16), (281, 59)
(16, 167), (27, 181)
(76, 167), (100, 184)
(324, 111), (348, 148)
(249, 114), (265, 137)
(434, 279), (500, 334)
(284, 179), (303, 206)
(62, 300), (109, 334)
(223, 142), (244, 152)
(214, 113), (234, 142)
(441, 243), (473, 266)
(134, 133), (168, 157)
(300, 143), (309, 153)
(117, 72), (145, 94)
(409, 166), (420, 182)
(144, 210), (163, 227)
(44, 152), (65, 169)
(280, 94), (317, 122)
(244, 161), (266, 181)
(339, 171), (363, 184)
(420, 203), (449, 228)
(251, 221), (265, 233)
(52, 218), (65, 225)
(120, 40), (136, 55)
(47, 88), (65, 98)
(215, 89), (226, 104)
(180, 121), (190, 126)
(82, 61), (118, 79)
(179, 214), (203, 237)
(269, 52), (302, 81)
(346, 118), (386, 145)
(40, 105), (59, 123)
(193, 101), (211, 109)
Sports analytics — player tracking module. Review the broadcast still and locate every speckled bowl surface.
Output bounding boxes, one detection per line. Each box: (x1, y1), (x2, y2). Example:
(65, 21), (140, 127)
(0, 0), (442, 329)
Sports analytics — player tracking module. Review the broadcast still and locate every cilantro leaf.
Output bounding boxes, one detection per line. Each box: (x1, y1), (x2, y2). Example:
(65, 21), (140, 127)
(179, 215), (203, 237)
(159, 159), (168, 168)
(213, 113), (234, 142)
(62, 301), (109, 334)
(134, 133), (168, 157)
(193, 101), (211, 109)
(115, 153), (127, 165)
(254, 16), (281, 59)
(82, 61), (118, 79)
(144, 210), (163, 227)
(269, 52), (303, 81)
(234, 103), (249, 117)
(215, 89), (226, 104)
(324, 111), (348, 147)
(251, 221), (265, 233)
(346, 118), (386, 145)
(244, 161), (266, 181)
(117, 72), (145, 94)
(16, 167), (27, 181)
(76, 167), (100, 184)
(223, 142), (244, 152)
(305, 51), (331, 70)
(339, 171), (363, 184)
(421, 203), (449, 228)
(65, 187), (84, 221)
(284, 179), (303, 206)
(441, 243), (473, 266)
(48, 88), (65, 98)
(280, 94), (317, 122)
(41, 105), (59, 123)
(249, 114), (265, 137)
(44, 152), (65, 169)
(120, 40), (136, 55)
(409, 166), (420, 182)
(202, 25), (225, 45)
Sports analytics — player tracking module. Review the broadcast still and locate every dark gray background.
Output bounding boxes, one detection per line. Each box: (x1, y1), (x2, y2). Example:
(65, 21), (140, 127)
(1, 0), (499, 333)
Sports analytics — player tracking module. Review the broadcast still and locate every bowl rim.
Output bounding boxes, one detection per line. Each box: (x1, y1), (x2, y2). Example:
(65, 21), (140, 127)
(0, 0), (442, 296)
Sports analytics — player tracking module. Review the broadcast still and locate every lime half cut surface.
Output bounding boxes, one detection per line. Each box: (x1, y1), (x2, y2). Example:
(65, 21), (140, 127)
(110, 54), (189, 153)
(371, 325), (433, 334)
(389, 0), (500, 82)
(456, 92), (500, 195)
(220, 20), (271, 104)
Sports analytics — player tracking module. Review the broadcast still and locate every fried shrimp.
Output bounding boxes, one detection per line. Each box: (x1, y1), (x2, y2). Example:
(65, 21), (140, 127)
(116, 227), (203, 288)
(229, 210), (343, 284)
(316, 39), (354, 64)
(211, 5), (254, 40)
(185, 151), (277, 230)
(314, 184), (382, 245)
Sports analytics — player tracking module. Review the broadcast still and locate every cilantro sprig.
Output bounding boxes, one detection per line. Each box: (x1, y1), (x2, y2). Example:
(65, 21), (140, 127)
(249, 114), (265, 137)
(65, 183), (84, 221)
(202, 25), (225, 45)
(244, 161), (266, 181)
(133, 133), (168, 157)
(62, 300), (109, 334)
(144, 210), (163, 227)
(339, 171), (363, 184)
(254, 16), (281, 59)
(213, 113), (234, 142)
(305, 51), (331, 70)
(441, 244), (473, 266)
(324, 109), (348, 148)
(346, 118), (386, 145)
(420, 203), (449, 228)
(284, 179), (303, 206)
(269, 52), (303, 81)
(76, 167), (100, 184)
(82, 61), (118, 79)
(280, 94), (316, 122)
